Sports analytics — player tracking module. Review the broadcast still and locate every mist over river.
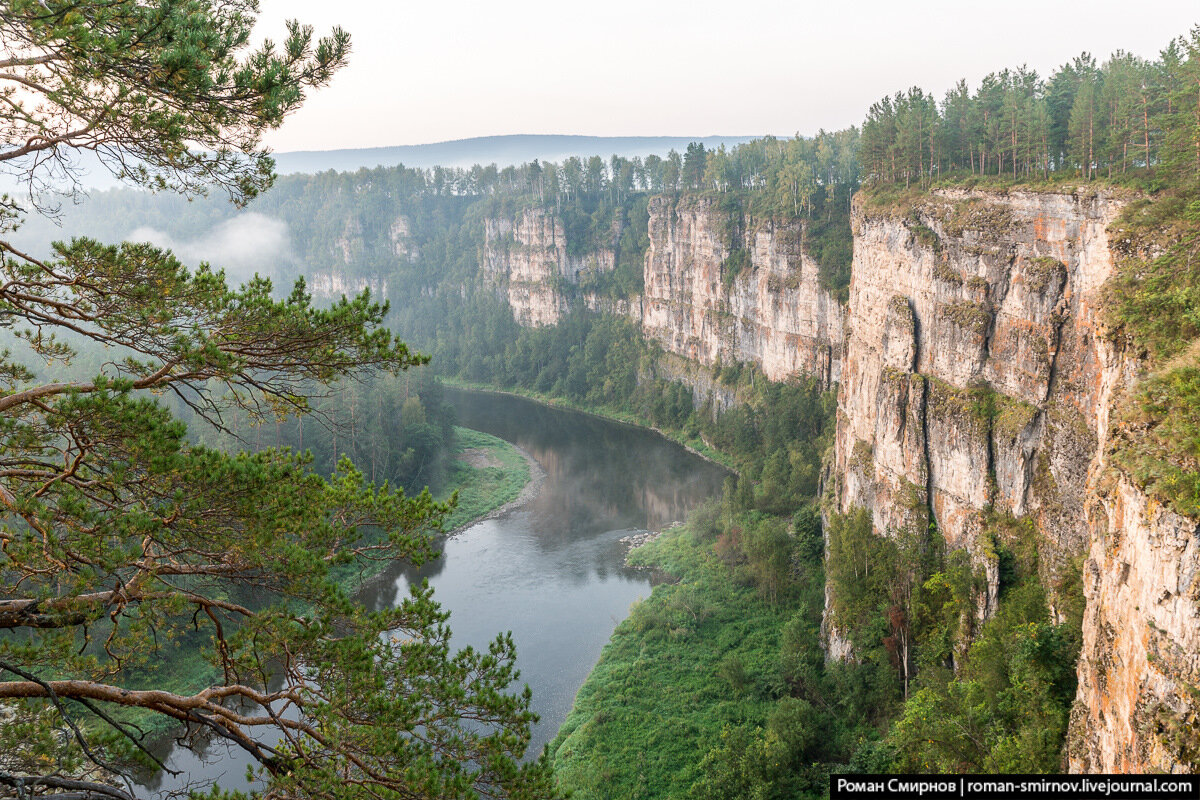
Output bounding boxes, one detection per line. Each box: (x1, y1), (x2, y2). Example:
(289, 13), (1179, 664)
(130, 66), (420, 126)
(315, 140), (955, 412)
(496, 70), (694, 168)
(139, 389), (728, 795)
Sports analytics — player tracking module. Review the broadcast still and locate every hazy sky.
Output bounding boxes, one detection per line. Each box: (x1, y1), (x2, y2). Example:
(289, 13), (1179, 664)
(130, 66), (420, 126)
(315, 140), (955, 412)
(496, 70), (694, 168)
(255, 1), (1199, 152)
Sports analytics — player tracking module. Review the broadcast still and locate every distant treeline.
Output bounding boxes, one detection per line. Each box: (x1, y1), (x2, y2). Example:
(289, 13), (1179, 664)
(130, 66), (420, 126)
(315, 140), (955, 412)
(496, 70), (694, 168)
(293, 131), (858, 212)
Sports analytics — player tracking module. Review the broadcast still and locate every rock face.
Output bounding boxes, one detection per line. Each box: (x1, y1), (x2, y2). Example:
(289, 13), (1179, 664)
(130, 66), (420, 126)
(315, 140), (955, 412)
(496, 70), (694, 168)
(833, 187), (1198, 773)
(333, 214), (418, 265)
(482, 208), (616, 327)
(641, 196), (845, 386)
(308, 271), (388, 300)
(836, 190), (1122, 555)
(484, 197), (846, 388)
(1071, 476), (1200, 772)
(390, 215), (419, 261)
(312, 212), (413, 300)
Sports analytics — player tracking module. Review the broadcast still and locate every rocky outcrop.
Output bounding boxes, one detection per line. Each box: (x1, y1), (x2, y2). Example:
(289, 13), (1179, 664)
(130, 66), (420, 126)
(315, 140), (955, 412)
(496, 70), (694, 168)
(835, 189), (1122, 558)
(481, 198), (845, 389)
(831, 187), (1200, 773)
(652, 352), (739, 416)
(308, 271), (388, 300)
(329, 213), (416, 270)
(582, 292), (642, 322)
(390, 215), (419, 260)
(641, 196), (845, 387)
(335, 217), (362, 265)
(482, 208), (616, 326)
(1070, 475), (1200, 772)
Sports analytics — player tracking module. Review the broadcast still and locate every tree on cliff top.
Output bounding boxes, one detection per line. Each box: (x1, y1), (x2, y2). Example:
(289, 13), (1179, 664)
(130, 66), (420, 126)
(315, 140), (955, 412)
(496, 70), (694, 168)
(0, 2), (554, 798)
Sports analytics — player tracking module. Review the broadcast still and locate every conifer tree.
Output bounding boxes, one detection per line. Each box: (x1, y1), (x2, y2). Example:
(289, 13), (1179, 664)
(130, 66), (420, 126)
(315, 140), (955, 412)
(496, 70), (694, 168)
(0, 2), (555, 798)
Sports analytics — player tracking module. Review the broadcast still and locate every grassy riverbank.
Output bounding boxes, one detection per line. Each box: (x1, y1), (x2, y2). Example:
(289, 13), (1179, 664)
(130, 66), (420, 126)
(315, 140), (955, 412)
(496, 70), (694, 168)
(549, 510), (831, 800)
(440, 426), (533, 530)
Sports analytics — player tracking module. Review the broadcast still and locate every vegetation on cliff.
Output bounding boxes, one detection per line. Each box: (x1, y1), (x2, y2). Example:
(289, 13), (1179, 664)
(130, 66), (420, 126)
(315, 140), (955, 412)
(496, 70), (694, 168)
(829, 509), (1082, 773)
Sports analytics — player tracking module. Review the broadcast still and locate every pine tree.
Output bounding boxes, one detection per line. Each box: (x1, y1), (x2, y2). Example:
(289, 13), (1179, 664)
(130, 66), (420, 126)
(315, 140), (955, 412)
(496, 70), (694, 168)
(0, 2), (555, 798)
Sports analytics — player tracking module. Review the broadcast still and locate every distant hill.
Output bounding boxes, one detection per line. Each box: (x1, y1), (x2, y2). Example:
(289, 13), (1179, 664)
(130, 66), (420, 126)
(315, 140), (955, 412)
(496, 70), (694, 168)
(270, 134), (760, 174)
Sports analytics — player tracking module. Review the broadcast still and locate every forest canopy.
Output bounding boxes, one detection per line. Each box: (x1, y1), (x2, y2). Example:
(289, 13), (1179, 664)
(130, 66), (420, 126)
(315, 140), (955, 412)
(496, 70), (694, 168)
(860, 30), (1200, 186)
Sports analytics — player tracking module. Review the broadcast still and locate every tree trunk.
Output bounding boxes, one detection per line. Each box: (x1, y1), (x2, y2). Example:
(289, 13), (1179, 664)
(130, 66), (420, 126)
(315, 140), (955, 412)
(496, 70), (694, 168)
(1143, 98), (1151, 168)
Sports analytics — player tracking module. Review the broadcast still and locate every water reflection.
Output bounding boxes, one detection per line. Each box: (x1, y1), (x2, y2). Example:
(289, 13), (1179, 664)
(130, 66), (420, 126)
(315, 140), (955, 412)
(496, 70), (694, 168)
(139, 389), (728, 793)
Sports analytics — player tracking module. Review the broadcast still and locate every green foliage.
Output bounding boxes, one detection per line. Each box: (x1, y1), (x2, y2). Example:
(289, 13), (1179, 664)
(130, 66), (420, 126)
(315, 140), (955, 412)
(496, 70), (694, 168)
(824, 499), (1080, 776)
(808, 215), (854, 301)
(859, 31), (1200, 188)
(551, 522), (795, 798)
(1105, 193), (1200, 361)
(942, 301), (993, 336)
(488, 321), (850, 800)
(439, 428), (531, 530)
(2, 0), (350, 206)
(721, 247), (751, 287)
(907, 213), (942, 253)
(826, 508), (899, 637)
(887, 514), (1079, 773)
(1024, 257), (1067, 293)
(0, 2), (556, 796)
(190, 370), (459, 496)
(887, 589), (1077, 772)
(1111, 366), (1200, 517)
(926, 378), (1001, 432)
(1101, 159), (1200, 522)
(551, 505), (840, 800)
(1154, 683), (1200, 767)
(684, 723), (826, 800)
(911, 550), (976, 673)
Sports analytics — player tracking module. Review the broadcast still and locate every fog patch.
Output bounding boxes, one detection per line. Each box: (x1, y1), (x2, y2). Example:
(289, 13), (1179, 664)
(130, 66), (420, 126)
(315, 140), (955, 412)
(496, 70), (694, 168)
(127, 212), (293, 283)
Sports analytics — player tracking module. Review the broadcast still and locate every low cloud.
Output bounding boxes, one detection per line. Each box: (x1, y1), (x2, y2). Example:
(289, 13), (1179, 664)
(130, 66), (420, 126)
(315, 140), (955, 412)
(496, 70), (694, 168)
(128, 212), (293, 283)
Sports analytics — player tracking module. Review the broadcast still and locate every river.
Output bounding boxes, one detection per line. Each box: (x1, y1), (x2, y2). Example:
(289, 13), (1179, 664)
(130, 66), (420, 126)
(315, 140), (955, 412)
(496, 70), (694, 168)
(138, 388), (728, 795)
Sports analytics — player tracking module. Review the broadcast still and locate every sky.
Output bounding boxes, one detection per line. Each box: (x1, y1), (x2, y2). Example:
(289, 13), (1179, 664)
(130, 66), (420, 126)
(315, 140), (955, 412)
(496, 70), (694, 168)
(257, 1), (1199, 152)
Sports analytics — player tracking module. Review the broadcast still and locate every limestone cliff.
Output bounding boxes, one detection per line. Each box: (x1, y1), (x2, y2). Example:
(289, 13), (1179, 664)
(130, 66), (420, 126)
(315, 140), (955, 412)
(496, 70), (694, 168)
(480, 198), (845, 390)
(308, 271), (389, 301)
(832, 187), (1198, 773)
(332, 213), (418, 266)
(309, 212), (414, 300)
(835, 190), (1121, 557)
(641, 196), (845, 387)
(482, 208), (617, 326)
(1071, 475), (1200, 772)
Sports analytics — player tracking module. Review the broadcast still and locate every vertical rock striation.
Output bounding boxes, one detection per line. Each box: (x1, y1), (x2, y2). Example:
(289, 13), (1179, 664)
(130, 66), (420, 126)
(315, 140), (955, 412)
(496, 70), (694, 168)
(1071, 475), (1200, 772)
(482, 208), (616, 327)
(640, 196), (845, 387)
(482, 196), (845, 390)
(835, 190), (1123, 557)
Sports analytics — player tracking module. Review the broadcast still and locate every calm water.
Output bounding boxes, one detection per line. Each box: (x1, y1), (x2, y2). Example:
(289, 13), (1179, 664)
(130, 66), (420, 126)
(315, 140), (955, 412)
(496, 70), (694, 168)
(139, 389), (728, 794)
